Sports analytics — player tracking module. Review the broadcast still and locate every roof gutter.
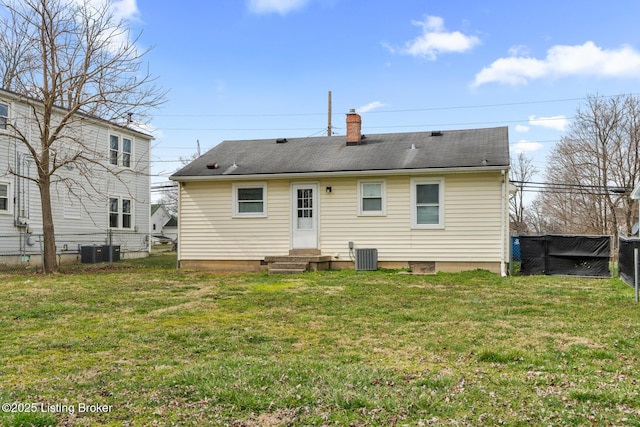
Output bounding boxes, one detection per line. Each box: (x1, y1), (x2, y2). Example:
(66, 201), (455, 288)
(169, 165), (510, 182)
(0, 87), (153, 139)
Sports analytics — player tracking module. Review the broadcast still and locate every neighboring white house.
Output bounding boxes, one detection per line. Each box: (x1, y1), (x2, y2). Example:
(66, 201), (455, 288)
(151, 203), (178, 244)
(0, 88), (153, 267)
(170, 111), (511, 275)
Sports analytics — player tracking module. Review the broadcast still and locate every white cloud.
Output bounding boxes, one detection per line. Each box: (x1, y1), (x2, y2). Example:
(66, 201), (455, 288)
(528, 114), (568, 132)
(112, 0), (139, 20)
(511, 140), (543, 154)
(472, 41), (640, 86)
(77, 0), (139, 21)
(387, 15), (480, 60)
(508, 45), (530, 57)
(357, 101), (385, 113)
(247, 0), (309, 14)
(70, 0), (140, 54)
(515, 124), (530, 133)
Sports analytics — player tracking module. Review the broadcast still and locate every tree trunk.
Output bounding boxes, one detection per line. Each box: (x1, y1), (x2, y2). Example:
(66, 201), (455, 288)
(38, 176), (58, 273)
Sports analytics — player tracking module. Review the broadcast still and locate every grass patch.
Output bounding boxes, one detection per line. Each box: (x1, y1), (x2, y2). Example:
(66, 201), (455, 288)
(1, 255), (640, 425)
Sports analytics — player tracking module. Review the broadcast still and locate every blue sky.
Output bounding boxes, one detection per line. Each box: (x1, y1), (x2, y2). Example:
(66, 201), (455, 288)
(118, 0), (640, 193)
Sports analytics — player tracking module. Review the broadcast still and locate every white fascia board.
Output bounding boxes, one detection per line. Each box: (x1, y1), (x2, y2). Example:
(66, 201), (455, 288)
(169, 166), (509, 182)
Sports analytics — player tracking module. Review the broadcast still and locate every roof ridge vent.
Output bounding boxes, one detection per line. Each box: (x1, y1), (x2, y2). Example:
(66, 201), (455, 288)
(431, 131), (443, 137)
(276, 138), (288, 143)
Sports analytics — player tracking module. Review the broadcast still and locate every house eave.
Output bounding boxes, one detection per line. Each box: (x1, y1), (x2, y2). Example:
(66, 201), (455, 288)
(170, 165), (510, 182)
(0, 87), (154, 140)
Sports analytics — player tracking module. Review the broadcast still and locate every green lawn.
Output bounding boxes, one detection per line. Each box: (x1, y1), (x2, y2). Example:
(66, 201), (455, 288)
(1, 255), (639, 426)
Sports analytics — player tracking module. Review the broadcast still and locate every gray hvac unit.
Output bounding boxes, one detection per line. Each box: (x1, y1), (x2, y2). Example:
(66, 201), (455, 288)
(355, 248), (378, 271)
(81, 245), (103, 264)
(102, 245), (121, 262)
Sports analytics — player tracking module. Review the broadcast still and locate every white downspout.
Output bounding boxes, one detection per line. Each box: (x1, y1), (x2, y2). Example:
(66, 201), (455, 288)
(500, 169), (507, 277)
(176, 181), (182, 268)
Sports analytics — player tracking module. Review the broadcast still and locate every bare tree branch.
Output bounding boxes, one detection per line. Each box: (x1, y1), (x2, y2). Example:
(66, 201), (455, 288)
(0, 0), (166, 272)
(536, 94), (640, 238)
(509, 152), (538, 234)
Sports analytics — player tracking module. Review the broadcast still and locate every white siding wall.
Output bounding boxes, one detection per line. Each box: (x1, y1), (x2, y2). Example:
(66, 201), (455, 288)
(179, 180), (290, 260)
(151, 208), (170, 234)
(0, 92), (151, 260)
(178, 171), (507, 264)
(319, 173), (504, 262)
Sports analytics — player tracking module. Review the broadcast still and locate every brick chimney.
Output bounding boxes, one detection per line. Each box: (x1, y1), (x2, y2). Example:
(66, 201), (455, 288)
(346, 109), (362, 146)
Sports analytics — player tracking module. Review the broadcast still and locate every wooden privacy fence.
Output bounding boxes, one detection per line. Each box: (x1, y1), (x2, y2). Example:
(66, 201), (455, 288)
(519, 235), (611, 278)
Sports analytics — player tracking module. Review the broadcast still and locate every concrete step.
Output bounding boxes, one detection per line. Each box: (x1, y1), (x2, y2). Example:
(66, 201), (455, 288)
(269, 261), (308, 274)
(266, 253), (331, 274)
(269, 268), (308, 274)
(265, 255), (332, 263)
(289, 249), (321, 256)
(270, 262), (309, 270)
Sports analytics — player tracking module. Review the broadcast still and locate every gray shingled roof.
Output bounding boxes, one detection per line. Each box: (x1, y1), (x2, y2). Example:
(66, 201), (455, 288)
(171, 126), (509, 179)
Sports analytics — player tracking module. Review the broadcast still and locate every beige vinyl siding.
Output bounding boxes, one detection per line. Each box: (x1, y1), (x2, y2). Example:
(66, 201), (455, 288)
(319, 172), (505, 263)
(320, 176), (410, 258)
(178, 171), (507, 264)
(179, 180), (291, 260)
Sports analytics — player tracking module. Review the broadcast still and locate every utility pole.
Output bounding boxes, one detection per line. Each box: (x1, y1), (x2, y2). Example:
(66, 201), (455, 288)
(327, 91), (332, 137)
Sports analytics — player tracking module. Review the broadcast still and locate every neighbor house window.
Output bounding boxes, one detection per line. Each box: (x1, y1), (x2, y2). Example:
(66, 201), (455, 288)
(122, 198), (132, 228)
(109, 197), (119, 227)
(0, 183), (9, 213)
(411, 178), (444, 229)
(358, 180), (385, 216)
(233, 183), (267, 218)
(122, 137), (132, 167)
(109, 134), (133, 167)
(0, 102), (8, 129)
(109, 135), (119, 165)
(109, 197), (133, 228)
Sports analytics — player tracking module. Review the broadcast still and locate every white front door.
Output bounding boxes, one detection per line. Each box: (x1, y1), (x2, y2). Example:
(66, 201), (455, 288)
(291, 183), (318, 249)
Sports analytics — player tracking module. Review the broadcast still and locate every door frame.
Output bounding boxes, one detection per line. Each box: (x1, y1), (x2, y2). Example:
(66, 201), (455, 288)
(290, 182), (319, 250)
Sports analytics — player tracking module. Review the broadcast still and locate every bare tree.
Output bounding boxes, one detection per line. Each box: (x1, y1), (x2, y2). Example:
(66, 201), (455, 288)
(539, 94), (640, 238)
(525, 196), (554, 234)
(0, 0), (166, 272)
(157, 184), (179, 218)
(509, 152), (538, 234)
(157, 152), (200, 217)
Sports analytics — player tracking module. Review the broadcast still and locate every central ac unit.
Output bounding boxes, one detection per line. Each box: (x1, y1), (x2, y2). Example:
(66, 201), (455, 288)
(355, 248), (378, 271)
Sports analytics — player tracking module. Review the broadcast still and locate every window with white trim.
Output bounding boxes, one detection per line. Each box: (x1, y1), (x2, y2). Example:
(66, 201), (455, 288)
(411, 178), (444, 229)
(109, 135), (119, 165)
(0, 182), (10, 213)
(358, 180), (385, 216)
(232, 183), (267, 218)
(109, 197), (133, 228)
(0, 102), (8, 129)
(122, 198), (132, 228)
(122, 137), (132, 168)
(109, 134), (133, 167)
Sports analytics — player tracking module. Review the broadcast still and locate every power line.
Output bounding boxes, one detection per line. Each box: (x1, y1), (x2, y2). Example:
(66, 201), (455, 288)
(511, 180), (634, 195)
(155, 117), (570, 133)
(151, 182), (177, 190)
(152, 92), (640, 118)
